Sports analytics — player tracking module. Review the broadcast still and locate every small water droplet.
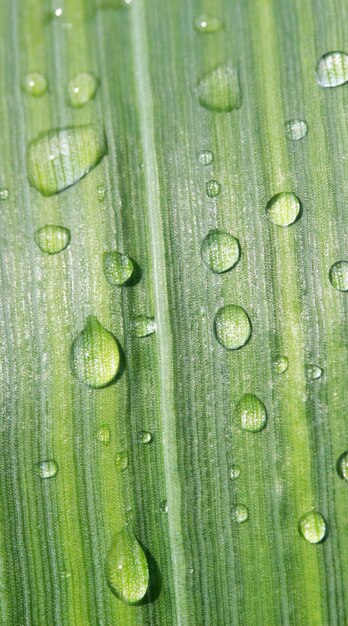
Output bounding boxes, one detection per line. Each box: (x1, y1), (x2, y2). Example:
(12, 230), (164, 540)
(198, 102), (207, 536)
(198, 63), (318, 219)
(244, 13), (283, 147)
(206, 179), (221, 197)
(67, 72), (99, 108)
(285, 119), (308, 141)
(316, 51), (348, 88)
(305, 364), (323, 380)
(337, 451), (348, 480)
(131, 315), (156, 338)
(115, 450), (129, 471)
(187, 566), (195, 574)
(103, 251), (134, 286)
(60, 570), (71, 580)
(198, 149), (214, 165)
(70, 316), (120, 388)
(22, 72), (48, 97)
(37, 459), (58, 479)
(201, 229), (240, 274)
(266, 192), (301, 227)
(231, 504), (249, 523)
(27, 124), (107, 196)
(273, 355), (289, 374)
(230, 465), (241, 480)
(138, 431), (152, 444)
(214, 304), (252, 350)
(160, 499), (168, 513)
(106, 527), (149, 604)
(194, 14), (223, 33)
(237, 394), (267, 432)
(97, 184), (107, 202)
(95, 425), (111, 445)
(0, 188), (9, 201)
(298, 510), (327, 544)
(34, 225), (70, 255)
(196, 62), (242, 112)
(329, 260), (348, 292)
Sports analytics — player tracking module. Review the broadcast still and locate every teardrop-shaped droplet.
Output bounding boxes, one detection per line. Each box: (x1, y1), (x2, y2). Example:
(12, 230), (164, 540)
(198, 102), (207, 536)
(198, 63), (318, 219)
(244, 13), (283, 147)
(95, 425), (111, 445)
(316, 52), (348, 88)
(298, 510), (327, 544)
(37, 459), (58, 479)
(106, 527), (149, 604)
(214, 305), (251, 350)
(206, 179), (221, 197)
(34, 225), (70, 254)
(273, 355), (289, 374)
(138, 431), (152, 444)
(115, 450), (129, 471)
(22, 72), (48, 97)
(305, 364), (323, 380)
(70, 316), (120, 388)
(285, 119), (308, 141)
(237, 394), (267, 432)
(67, 72), (99, 108)
(201, 229), (240, 274)
(231, 504), (249, 523)
(266, 192), (301, 227)
(27, 125), (107, 196)
(198, 149), (213, 165)
(103, 251), (134, 286)
(160, 499), (168, 513)
(337, 451), (348, 480)
(196, 62), (242, 112)
(0, 188), (9, 201)
(329, 261), (348, 292)
(131, 316), (156, 338)
(194, 14), (223, 33)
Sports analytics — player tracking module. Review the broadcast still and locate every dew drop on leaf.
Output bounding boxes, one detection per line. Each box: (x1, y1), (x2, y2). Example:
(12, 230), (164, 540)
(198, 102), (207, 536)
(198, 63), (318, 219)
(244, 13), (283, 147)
(273, 355), (289, 374)
(138, 431), (152, 444)
(160, 499), (168, 513)
(316, 51), (348, 87)
(103, 251), (134, 286)
(106, 527), (149, 604)
(194, 14), (223, 33)
(37, 459), (58, 479)
(67, 72), (99, 108)
(266, 192), (301, 227)
(298, 511), (327, 544)
(131, 316), (156, 338)
(201, 229), (240, 274)
(0, 188), (9, 201)
(115, 450), (129, 471)
(206, 179), (221, 197)
(237, 394), (267, 432)
(214, 305), (251, 350)
(337, 451), (348, 480)
(196, 62), (242, 112)
(22, 72), (48, 97)
(70, 316), (120, 388)
(34, 225), (70, 255)
(187, 566), (195, 574)
(97, 184), (107, 202)
(285, 119), (308, 141)
(329, 260), (348, 292)
(231, 504), (249, 523)
(95, 425), (111, 445)
(230, 465), (241, 480)
(198, 149), (214, 165)
(305, 364), (323, 380)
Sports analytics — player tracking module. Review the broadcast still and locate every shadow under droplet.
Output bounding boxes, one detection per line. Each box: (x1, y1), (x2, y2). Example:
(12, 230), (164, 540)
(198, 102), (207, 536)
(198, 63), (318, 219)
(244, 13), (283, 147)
(138, 544), (162, 605)
(124, 258), (142, 287)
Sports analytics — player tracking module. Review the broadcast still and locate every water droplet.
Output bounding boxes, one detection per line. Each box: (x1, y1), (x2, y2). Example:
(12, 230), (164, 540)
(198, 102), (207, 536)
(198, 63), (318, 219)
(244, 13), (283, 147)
(22, 72), (48, 97)
(106, 527), (149, 604)
(115, 450), (129, 471)
(131, 316), (156, 338)
(187, 566), (195, 574)
(273, 355), (289, 374)
(214, 304), (252, 350)
(196, 62), (242, 112)
(194, 14), (223, 33)
(201, 229), (240, 274)
(97, 184), (107, 202)
(298, 510), (327, 544)
(198, 149), (213, 165)
(27, 124), (107, 196)
(95, 425), (111, 445)
(138, 431), (152, 444)
(305, 364), (323, 380)
(67, 72), (99, 108)
(0, 188), (9, 201)
(103, 251), (134, 286)
(237, 394), (267, 432)
(266, 192), (301, 227)
(60, 570), (71, 580)
(160, 499), (168, 513)
(329, 260), (348, 292)
(34, 225), (70, 255)
(337, 451), (348, 480)
(37, 459), (58, 479)
(231, 504), (249, 523)
(316, 52), (348, 88)
(230, 465), (241, 480)
(70, 316), (120, 388)
(206, 179), (221, 197)
(285, 119), (308, 141)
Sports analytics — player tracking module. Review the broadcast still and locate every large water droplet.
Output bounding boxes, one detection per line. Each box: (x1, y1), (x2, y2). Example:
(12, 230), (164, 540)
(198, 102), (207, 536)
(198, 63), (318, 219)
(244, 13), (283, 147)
(106, 527), (149, 604)
(337, 451), (348, 480)
(285, 119), (308, 141)
(0, 188), (9, 201)
(70, 316), (120, 388)
(34, 225), (70, 255)
(206, 179), (221, 197)
(230, 465), (241, 480)
(131, 316), (156, 338)
(201, 229), (240, 274)
(298, 511), (327, 544)
(231, 504), (249, 523)
(37, 459), (58, 479)
(96, 425), (111, 445)
(329, 260), (348, 292)
(266, 192), (301, 227)
(67, 72), (99, 108)
(194, 14), (223, 33)
(273, 355), (289, 374)
(196, 62), (242, 112)
(198, 149), (213, 165)
(115, 450), (129, 471)
(22, 72), (48, 97)
(103, 251), (134, 286)
(316, 52), (348, 88)
(27, 125), (107, 196)
(138, 431), (152, 444)
(237, 394), (267, 432)
(305, 364), (323, 380)
(214, 305), (251, 350)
